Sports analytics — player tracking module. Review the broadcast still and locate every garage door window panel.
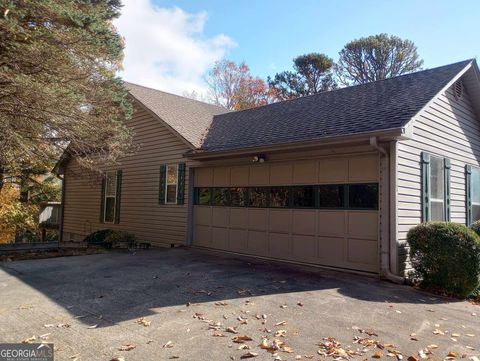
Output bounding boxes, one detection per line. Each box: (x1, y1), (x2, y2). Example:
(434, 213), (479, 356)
(195, 187), (212, 206)
(230, 187), (246, 207)
(212, 188), (230, 206)
(348, 184), (378, 210)
(248, 187), (269, 207)
(319, 185), (345, 208)
(270, 187), (290, 207)
(292, 186), (316, 208)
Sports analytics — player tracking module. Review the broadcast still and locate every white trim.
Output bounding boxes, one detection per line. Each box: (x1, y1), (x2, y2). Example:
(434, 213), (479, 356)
(165, 164), (179, 204)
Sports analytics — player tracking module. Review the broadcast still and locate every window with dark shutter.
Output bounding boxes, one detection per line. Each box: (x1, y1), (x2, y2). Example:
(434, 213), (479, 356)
(177, 163), (186, 205)
(466, 165), (472, 225)
(421, 153), (450, 222)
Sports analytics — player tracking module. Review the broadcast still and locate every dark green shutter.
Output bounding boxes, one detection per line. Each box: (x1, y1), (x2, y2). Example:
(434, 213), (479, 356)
(159, 164), (166, 204)
(466, 165), (472, 226)
(99, 177), (106, 223)
(444, 159), (451, 221)
(114, 170), (122, 224)
(177, 163), (186, 205)
(421, 152), (430, 222)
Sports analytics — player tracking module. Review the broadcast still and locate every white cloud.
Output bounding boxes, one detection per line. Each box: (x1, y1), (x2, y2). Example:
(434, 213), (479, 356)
(114, 0), (236, 95)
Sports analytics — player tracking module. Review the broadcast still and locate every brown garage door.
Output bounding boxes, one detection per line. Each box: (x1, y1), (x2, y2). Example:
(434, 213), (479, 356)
(192, 154), (380, 273)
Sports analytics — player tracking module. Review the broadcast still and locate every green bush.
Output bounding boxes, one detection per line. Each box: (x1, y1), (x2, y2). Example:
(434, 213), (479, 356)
(407, 222), (480, 297)
(84, 229), (136, 249)
(470, 220), (480, 237)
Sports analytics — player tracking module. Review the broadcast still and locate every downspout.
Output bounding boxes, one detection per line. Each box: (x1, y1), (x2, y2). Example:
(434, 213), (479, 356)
(370, 136), (405, 284)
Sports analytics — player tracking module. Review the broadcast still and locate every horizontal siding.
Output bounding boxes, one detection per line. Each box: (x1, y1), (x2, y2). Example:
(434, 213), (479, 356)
(397, 81), (480, 274)
(63, 105), (193, 247)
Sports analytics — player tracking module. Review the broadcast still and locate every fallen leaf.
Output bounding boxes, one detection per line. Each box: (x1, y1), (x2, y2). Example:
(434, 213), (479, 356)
(282, 346), (294, 353)
(233, 335), (253, 343)
(275, 321), (287, 326)
(215, 301), (228, 306)
(22, 336), (36, 344)
(212, 332), (226, 337)
(110, 357), (125, 361)
(136, 317), (151, 327)
(118, 344), (136, 351)
(240, 352), (258, 359)
(447, 352), (457, 357)
(373, 352), (382, 358)
(226, 326), (238, 334)
(408, 355), (419, 361)
(275, 330), (287, 337)
(43, 324), (54, 328)
(163, 341), (174, 348)
(168, 357), (180, 360)
(297, 302), (304, 307)
(427, 344), (438, 349)
(87, 324), (98, 329)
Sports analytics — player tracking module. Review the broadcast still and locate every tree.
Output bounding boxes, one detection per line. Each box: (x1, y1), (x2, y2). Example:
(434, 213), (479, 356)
(206, 60), (274, 110)
(336, 33), (424, 85)
(0, 0), (135, 192)
(268, 53), (336, 101)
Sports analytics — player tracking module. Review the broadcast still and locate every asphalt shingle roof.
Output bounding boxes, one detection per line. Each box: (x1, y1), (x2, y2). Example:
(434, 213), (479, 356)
(125, 82), (230, 148)
(201, 59), (472, 152)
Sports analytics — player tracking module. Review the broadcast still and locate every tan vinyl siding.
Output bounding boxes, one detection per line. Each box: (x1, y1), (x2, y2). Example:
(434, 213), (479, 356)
(397, 80), (480, 274)
(62, 104), (192, 246)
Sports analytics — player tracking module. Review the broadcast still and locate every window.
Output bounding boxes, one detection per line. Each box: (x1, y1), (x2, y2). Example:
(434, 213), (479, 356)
(270, 187), (289, 207)
(195, 188), (211, 205)
(466, 166), (480, 225)
(230, 188), (246, 207)
(193, 183), (379, 210)
(472, 168), (480, 223)
(166, 164), (178, 204)
(348, 184), (378, 210)
(319, 185), (345, 208)
(212, 188), (229, 206)
(430, 156), (445, 221)
(421, 153), (450, 222)
(248, 187), (268, 207)
(292, 186), (315, 208)
(104, 171), (117, 223)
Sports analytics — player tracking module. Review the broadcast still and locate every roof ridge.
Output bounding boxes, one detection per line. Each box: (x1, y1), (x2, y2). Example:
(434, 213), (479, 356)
(124, 81), (229, 112)
(221, 58), (474, 116)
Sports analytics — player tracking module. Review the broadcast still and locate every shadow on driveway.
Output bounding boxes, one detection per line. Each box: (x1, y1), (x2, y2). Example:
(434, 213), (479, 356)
(0, 247), (457, 328)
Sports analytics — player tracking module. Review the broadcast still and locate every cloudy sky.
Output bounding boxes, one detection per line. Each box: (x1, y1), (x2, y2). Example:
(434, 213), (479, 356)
(113, 0), (236, 95)
(115, 0), (480, 96)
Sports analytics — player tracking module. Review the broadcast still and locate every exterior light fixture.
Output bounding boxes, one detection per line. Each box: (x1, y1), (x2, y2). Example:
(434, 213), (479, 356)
(252, 155), (266, 163)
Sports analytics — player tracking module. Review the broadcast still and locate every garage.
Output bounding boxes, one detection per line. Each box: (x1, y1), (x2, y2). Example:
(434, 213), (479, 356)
(192, 152), (380, 273)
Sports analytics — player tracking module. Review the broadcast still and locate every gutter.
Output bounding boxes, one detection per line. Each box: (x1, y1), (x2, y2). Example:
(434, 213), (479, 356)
(370, 136), (405, 284)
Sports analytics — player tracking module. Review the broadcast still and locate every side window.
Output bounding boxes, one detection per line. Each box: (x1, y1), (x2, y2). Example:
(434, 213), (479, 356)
(195, 187), (211, 206)
(421, 152), (450, 222)
(466, 165), (480, 225)
(104, 171), (117, 223)
(101, 170), (122, 224)
(165, 164), (178, 204)
(292, 186), (316, 208)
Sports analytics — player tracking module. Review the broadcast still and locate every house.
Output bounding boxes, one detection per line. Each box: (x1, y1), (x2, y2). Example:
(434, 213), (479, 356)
(55, 59), (480, 279)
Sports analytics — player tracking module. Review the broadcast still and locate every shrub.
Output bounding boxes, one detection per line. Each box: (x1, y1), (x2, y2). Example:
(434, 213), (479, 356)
(84, 229), (136, 249)
(407, 222), (480, 298)
(470, 220), (480, 237)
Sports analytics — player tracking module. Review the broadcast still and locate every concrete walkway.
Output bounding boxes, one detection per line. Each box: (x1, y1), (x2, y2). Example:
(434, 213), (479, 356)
(0, 248), (478, 360)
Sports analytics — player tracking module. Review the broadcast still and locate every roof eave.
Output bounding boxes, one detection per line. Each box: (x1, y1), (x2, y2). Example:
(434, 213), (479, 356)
(185, 128), (407, 160)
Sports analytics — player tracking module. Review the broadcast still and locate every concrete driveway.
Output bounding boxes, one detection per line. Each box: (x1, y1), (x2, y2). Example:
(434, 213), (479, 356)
(0, 248), (478, 361)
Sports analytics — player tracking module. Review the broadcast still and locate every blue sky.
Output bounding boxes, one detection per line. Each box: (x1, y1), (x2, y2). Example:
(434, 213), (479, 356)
(115, 0), (480, 95)
(160, 0), (478, 77)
